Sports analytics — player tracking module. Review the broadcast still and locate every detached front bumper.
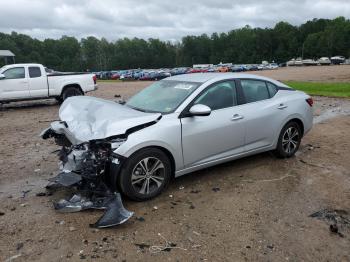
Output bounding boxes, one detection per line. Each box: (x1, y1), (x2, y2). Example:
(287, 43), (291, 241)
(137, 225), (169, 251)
(41, 125), (133, 228)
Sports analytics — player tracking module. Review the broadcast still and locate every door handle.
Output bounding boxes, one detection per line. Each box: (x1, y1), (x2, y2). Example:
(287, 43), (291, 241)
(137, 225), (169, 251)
(20, 81), (28, 84)
(277, 104), (288, 110)
(231, 114), (244, 121)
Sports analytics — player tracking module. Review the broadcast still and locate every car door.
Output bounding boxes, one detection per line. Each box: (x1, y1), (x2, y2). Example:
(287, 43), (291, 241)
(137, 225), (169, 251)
(28, 66), (48, 98)
(181, 80), (245, 167)
(0, 67), (29, 100)
(237, 79), (290, 151)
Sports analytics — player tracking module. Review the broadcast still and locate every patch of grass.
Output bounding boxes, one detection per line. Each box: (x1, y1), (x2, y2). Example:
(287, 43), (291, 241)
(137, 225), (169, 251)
(284, 81), (350, 98)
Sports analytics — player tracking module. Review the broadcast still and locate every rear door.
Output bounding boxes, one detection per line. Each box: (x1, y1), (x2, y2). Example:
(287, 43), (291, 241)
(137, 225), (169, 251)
(28, 66), (48, 98)
(237, 79), (289, 151)
(0, 66), (29, 100)
(181, 80), (245, 167)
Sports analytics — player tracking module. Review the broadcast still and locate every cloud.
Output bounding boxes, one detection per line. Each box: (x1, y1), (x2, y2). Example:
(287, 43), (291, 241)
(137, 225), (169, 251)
(0, 0), (349, 41)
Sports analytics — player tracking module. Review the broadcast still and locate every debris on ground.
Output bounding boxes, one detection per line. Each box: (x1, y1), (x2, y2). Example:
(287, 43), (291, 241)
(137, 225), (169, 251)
(35, 191), (52, 197)
(136, 216), (145, 222)
(179, 186), (184, 190)
(5, 254), (22, 262)
(134, 243), (151, 250)
(212, 187), (220, 192)
(310, 209), (350, 237)
(21, 190), (31, 198)
(190, 189), (201, 194)
(329, 224), (339, 233)
(16, 242), (24, 251)
(0, 211), (5, 216)
(149, 233), (186, 254)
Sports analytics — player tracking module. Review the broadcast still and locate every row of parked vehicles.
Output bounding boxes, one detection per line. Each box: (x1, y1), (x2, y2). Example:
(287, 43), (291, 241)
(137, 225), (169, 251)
(93, 63), (279, 81)
(286, 56), (349, 66)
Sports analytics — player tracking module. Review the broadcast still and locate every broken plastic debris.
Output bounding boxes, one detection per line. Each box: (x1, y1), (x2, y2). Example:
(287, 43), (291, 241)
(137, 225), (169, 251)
(92, 193), (134, 228)
(54, 193), (133, 228)
(49, 172), (82, 187)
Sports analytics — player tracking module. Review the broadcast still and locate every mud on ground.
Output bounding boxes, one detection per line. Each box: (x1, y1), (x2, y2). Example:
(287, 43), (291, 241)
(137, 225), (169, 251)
(0, 67), (350, 261)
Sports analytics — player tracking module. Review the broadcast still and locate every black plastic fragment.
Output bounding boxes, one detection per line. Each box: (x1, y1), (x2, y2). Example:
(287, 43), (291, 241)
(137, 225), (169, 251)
(92, 193), (134, 228)
(49, 172), (82, 187)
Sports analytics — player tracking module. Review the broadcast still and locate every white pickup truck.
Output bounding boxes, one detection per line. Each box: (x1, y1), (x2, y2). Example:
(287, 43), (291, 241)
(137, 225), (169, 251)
(0, 63), (97, 104)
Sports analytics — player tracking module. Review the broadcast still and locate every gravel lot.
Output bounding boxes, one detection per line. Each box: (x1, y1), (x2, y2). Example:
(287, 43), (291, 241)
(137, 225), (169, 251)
(0, 66), (350, 262)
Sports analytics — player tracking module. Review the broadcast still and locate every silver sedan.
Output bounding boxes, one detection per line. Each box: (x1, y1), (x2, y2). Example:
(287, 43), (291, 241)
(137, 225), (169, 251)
(43, 73), (313, 201)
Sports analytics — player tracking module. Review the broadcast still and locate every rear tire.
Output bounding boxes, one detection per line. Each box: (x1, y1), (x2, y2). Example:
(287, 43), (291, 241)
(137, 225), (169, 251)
(274, 121), (302, 158)
(62, 86), (83, 101)
(118, 148), (172, 201)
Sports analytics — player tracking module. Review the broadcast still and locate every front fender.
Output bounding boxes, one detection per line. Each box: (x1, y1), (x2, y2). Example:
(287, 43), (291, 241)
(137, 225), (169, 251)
(114, 138), (183, 172)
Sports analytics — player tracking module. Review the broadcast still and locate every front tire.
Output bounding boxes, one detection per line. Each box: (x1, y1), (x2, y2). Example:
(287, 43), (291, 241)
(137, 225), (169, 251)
(274, 121), (302, 158)
(118, 148), (172, 201)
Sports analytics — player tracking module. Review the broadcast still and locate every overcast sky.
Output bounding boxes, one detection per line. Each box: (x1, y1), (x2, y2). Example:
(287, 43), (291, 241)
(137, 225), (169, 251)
(0, 0), (349, 41)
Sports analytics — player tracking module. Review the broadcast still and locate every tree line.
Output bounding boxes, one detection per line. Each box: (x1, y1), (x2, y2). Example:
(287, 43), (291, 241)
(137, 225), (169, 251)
(0, 17), (349, 71)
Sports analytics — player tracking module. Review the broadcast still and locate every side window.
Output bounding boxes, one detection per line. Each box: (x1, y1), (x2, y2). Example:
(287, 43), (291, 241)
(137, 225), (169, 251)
(3, 67), (25, 79)
(240, 79), (270, 103)
(29, 67), (42, 78)
(266, 82), (277, 97)
(194, 81), (237, 110)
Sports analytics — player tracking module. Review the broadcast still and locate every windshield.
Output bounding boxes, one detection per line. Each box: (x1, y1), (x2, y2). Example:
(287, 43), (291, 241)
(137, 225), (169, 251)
(126, 80), (201, 113)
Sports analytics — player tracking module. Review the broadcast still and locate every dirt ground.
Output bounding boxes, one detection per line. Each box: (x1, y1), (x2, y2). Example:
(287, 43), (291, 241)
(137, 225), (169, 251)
(0, 66), (350, 262)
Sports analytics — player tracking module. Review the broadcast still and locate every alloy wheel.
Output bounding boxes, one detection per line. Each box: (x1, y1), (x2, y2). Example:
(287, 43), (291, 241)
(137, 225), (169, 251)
(282, 127), (300, 154)
(131, 157), (165, 195)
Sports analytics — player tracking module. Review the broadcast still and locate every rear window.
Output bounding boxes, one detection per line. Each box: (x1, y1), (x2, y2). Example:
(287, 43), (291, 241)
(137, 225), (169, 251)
(266, 82), (278, 97)
(29, 67), (42, 78)
(240, 79), (270, 103)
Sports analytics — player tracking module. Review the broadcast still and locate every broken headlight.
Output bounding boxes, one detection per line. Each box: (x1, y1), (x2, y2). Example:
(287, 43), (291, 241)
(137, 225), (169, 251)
(109, 138), (127, 150)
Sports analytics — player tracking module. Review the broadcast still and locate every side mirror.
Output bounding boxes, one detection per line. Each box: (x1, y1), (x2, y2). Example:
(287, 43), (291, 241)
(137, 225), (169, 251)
(0, 73), (5, 80)
(189, 104), (211, 116)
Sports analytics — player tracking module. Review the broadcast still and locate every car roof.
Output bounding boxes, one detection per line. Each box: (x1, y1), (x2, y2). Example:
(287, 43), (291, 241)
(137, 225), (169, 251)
(167, 73), (288, 87)
(2, 63), (42, 67)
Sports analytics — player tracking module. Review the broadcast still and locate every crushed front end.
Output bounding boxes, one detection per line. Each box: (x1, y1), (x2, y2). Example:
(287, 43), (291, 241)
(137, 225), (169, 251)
(41, 121), (133, 228)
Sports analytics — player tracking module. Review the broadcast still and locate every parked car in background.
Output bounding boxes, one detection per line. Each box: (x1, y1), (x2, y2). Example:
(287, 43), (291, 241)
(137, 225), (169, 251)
(318, 57), (331, 65)
(187, 68), (203, 74)
(0, 63), (97, 103)
(217, 66), (230, 72)
(286, 58), (303, 66)
(330, 56), (346, 65)
(230, 65), (245, 72)
(266, 63), (279, 69)
(110, 71), (120, 80)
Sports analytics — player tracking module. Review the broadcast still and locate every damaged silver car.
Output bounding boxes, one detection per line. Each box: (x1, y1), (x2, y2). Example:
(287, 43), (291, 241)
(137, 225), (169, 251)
(41, 73), (313, 227)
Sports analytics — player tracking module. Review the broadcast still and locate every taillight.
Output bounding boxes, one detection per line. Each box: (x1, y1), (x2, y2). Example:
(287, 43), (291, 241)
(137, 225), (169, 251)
(306, 98), (313, 107)
(93, 75), (97, 84)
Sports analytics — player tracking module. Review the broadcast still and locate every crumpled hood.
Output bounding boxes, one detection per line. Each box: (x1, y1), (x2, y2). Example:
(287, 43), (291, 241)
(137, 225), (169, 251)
(55, 96), (161, 143)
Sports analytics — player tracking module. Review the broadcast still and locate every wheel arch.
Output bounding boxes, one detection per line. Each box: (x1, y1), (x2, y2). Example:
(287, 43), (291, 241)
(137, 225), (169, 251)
(125, 145), (176, 177)
(60, 83), (83, 97)
(285, 118), (304, 136)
